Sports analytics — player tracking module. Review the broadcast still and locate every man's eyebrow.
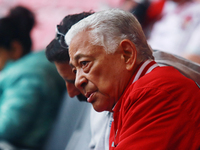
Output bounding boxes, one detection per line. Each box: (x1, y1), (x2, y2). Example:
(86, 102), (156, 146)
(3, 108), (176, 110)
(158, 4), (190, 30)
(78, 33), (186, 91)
(69, 62), (75, 68)
(69, 53), (88, 67)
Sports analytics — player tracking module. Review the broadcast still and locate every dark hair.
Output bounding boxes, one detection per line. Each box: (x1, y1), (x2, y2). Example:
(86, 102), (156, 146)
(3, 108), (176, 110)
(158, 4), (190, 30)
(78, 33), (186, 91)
(0, 6), (35, 56)
(130, 1), (150, 28)
(45, 11), (94, 63)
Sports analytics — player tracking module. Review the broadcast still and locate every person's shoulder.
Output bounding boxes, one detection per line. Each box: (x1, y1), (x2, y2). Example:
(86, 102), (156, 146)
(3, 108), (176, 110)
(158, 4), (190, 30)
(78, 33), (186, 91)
(135, 66), (179, 84)
(21, 50), (49, 66)
(16, 50), (56, 73)
(0, 50), (57, 83)
(122, 66), (199, 111)
(128, 66), (194, 96)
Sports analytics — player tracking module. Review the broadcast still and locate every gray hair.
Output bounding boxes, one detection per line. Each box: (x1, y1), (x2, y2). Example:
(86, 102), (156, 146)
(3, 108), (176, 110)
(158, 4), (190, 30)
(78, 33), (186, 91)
(65, 9), (154, 61)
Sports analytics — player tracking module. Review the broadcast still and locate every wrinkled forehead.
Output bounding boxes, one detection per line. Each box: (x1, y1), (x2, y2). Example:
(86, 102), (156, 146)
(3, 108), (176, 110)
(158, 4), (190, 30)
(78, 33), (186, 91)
(68, 31), (89, 65)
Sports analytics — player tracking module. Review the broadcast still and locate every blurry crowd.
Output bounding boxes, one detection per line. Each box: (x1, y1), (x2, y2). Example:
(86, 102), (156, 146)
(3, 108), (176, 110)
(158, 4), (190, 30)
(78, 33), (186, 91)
(0, 5), (66, 150)
(120, 0), (200, 64)
(0, 0), (199, 150)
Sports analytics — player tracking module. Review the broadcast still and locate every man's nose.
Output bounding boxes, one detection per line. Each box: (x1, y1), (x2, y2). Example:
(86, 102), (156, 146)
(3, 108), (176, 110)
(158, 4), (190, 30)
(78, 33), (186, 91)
(75, 70), (88, 92)
(66, 82), (81, 98)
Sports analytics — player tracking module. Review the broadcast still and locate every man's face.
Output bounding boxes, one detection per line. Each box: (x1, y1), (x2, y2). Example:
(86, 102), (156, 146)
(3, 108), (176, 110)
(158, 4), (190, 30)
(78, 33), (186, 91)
(69, 31), (129, 112)
(54, 62), (86, 101)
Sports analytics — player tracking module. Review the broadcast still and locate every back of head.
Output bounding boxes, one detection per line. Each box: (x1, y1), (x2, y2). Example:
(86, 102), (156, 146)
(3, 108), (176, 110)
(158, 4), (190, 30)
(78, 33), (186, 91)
(65, 9), (154, 61)
(45, 11), (94, 63)
(0, 5), (35, 56)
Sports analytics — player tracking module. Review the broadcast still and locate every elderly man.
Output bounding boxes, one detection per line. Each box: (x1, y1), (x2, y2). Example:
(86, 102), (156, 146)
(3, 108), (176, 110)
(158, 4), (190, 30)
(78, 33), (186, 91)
(65, 9), (200, 150)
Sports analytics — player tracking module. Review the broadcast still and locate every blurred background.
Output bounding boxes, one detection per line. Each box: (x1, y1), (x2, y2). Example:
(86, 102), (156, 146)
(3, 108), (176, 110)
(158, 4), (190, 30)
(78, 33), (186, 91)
(0, 0), (123, 51)
(1, 0), (200, 64)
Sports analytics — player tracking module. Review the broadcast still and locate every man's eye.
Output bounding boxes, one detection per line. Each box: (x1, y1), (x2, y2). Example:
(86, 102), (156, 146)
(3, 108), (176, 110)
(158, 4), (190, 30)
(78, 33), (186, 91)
(72, 68), (77, 74)
(80, 61), (89, 67)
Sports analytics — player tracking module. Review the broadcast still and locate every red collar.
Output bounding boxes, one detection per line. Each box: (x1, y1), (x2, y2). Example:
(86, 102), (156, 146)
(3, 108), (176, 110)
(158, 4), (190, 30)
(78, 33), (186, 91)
(113, 60), (159, 113)
(110, 60), (159, 148)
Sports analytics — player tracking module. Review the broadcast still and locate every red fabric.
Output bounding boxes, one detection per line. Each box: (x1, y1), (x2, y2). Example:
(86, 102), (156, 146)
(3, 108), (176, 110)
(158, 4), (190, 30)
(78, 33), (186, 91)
(147, 0), (166, 20)
(109, 66), (200, 150)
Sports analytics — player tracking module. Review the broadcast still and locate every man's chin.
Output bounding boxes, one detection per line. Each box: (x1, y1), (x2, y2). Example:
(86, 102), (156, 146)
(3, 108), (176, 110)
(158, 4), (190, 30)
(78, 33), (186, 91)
(77, 94), (87, 102)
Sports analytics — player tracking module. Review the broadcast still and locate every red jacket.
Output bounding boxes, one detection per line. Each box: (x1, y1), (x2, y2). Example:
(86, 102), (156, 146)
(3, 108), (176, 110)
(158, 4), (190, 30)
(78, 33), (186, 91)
(109, 61), (200, 150)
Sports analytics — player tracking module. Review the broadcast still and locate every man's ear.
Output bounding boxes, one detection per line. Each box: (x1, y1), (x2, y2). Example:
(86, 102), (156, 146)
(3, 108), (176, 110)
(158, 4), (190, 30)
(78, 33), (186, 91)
(120, 39), (137, 71)
(10, 41), (23, 60)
